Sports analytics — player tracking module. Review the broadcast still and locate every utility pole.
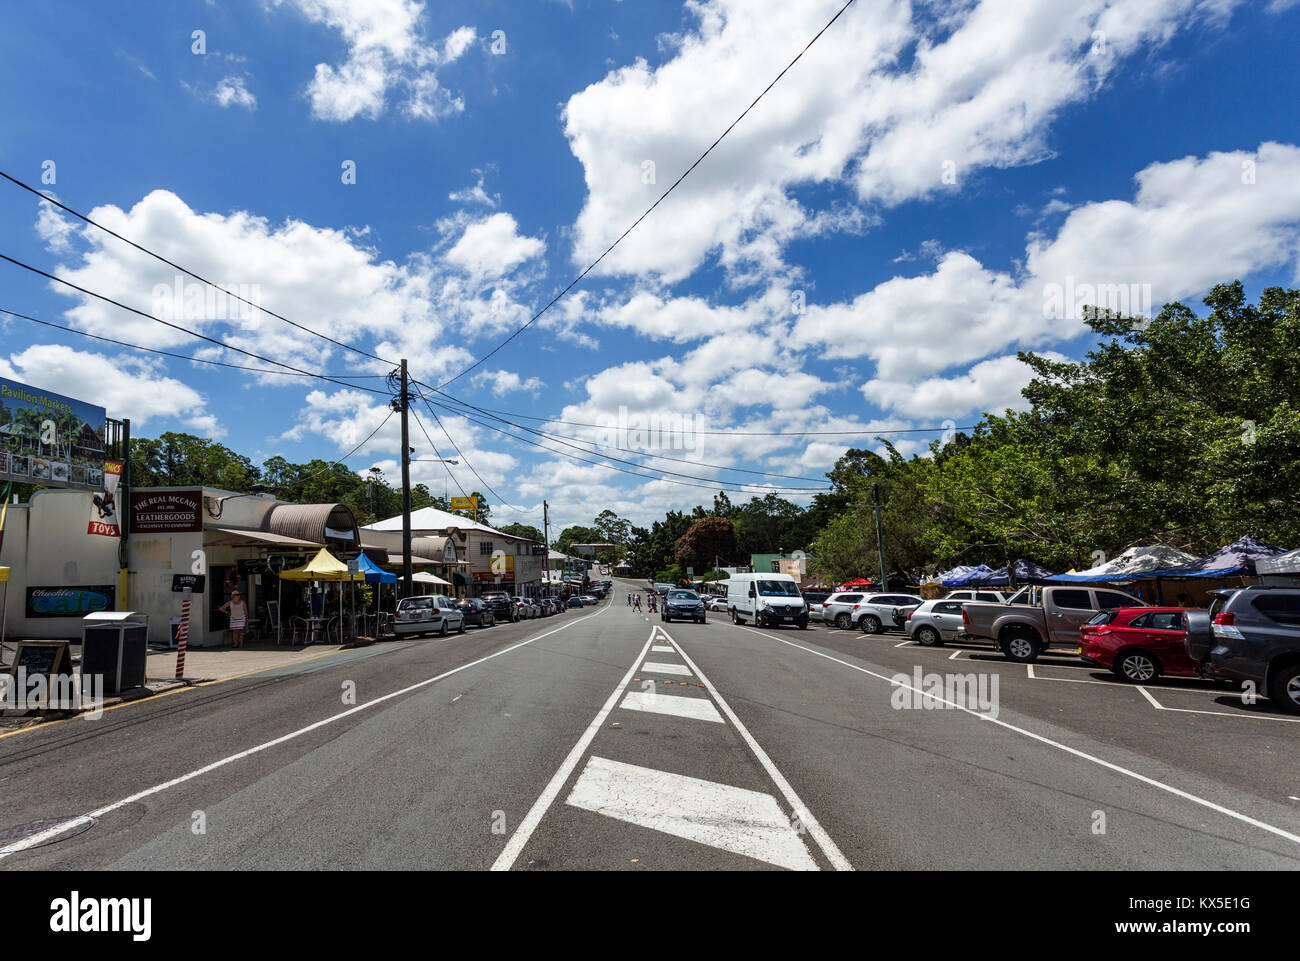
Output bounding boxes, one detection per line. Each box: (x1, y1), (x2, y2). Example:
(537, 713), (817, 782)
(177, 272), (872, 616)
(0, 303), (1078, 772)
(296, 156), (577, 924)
(398, 359), (413, 601)
(871, 482), (887, 589)
(543, 500), (551, 595)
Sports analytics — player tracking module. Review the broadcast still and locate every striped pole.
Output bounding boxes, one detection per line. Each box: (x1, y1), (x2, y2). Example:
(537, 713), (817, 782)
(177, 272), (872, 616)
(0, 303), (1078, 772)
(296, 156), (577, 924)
(175, 587), (191, 679)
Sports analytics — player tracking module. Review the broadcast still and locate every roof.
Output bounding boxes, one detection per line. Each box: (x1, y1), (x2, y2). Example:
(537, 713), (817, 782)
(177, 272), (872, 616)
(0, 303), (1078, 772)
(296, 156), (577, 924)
(209, 528), (321, 548)
(364, 506), (534, 541)
(266, 503), (359, 545)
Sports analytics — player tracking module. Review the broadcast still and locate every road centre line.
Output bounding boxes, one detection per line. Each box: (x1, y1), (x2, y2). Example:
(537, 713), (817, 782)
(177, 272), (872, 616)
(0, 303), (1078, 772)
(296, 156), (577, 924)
(665, 628), (852, 871)
(729, 624), (1300, 848)
(0, 597), (615, 861)
(491, 629), (656, 870)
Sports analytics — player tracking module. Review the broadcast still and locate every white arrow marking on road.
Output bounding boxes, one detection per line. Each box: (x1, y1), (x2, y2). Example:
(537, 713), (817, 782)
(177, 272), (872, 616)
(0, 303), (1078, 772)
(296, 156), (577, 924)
(640, 661), (691, 676)
(565, 756), (817, 871)
(619, 689), (723, 723)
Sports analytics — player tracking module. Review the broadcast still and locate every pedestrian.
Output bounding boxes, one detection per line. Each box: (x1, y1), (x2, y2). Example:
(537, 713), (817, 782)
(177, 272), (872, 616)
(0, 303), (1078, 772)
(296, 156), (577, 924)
(634, 593), (641, 611)
(627, 593), (632, 607)
(311, 587), (324, 619)
(221, 590), (248, 649)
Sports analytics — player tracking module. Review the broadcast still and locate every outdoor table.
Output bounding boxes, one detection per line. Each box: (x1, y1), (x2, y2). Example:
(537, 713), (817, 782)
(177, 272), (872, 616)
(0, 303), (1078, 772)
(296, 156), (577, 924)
(308, 617), (331, 644)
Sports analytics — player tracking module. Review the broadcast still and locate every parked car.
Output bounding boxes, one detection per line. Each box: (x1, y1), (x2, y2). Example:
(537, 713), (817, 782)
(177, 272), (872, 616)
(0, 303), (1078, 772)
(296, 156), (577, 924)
(1193, 587), (1300, 714)
(480, 591), (519, 623)
(394, 595), (465, 637)
(455, 597), (496, 628)
(963, 585), (1148, 663)
(943, 589), (1013, 603)
(567, 597), (584, 609)
(1079, 607), (1200, 681)
(853, 593), (924, 634)
(514, 596), (541, 619)
(803, 592), (831, 621)
(726, 572), (808, 629)
(821, 592), (871, 630)
(905, 599), (968, 646)
(580, 594), (598, 605)
(663, 589), (707, 624)
(706, 594), (729, 612)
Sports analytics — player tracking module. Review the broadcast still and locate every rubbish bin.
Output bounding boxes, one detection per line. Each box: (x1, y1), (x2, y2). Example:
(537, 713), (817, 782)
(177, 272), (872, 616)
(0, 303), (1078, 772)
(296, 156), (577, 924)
(81, 611), (150, 694)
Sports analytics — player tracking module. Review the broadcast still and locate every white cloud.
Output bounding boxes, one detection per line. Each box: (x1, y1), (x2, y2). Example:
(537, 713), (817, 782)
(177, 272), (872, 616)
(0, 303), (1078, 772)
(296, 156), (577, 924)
(443, 213), (546, 282)
(562, 0), (1248, 286)
(861, 352), (1069, 420)
(0, 345), (208, 430)
(471, 369), (546, 396)
(273, 0), (475, 121)
(213, 75), (257, 110)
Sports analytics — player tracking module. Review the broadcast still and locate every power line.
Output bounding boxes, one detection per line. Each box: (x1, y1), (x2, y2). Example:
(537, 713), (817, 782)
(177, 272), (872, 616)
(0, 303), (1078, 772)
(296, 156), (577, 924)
(0, 305), (388, 380)
(275, 409), (395, 489)
(427, 385), (834, 485)
(434, 0), (861, 389)
(417, 388), (975, 437)
(408, 405), (468, 500)
(421, 393), (827, 496)
(0, 171), (396, 367)
(0, 252), (390, 396)
(413, 395), (534, 514)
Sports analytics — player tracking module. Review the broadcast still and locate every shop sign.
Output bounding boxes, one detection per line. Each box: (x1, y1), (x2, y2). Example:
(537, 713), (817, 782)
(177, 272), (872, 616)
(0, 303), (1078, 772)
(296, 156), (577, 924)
(26, 585), (115, 618)
(0, 377), (106, 490)
(130, 490), (202, 533)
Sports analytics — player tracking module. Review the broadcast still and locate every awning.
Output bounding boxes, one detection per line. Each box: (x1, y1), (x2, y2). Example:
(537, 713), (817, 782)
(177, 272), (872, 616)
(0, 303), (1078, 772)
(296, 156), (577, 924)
(266, 503), (359, 546)
(278, 548), (364, 582)
(412, 572), (452, 586)
(209, 527), (321, 548)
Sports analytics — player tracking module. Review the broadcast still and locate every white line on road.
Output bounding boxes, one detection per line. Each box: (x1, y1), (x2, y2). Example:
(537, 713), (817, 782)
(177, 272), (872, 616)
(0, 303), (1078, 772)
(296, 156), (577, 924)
(1136, 686), (1300, 723)
(664, 629), (853, 871)
(492, 631), (656, 870)
(0, 597), (616, 860)
(565, 756), (817, 871)
(733, 625), (1300, 847)
(651, 645), (674, 653)
(640, 661), (692, 676)
(619, 689), (724, 723)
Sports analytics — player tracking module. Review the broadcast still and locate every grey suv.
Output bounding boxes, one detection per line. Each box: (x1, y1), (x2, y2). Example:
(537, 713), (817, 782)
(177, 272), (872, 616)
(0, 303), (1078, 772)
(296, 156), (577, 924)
(1193, 587), (1300, 714)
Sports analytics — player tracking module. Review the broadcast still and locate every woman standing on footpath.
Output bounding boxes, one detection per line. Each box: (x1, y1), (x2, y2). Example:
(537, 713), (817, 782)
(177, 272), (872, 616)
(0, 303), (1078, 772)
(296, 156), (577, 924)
(221, 590), (249, 649)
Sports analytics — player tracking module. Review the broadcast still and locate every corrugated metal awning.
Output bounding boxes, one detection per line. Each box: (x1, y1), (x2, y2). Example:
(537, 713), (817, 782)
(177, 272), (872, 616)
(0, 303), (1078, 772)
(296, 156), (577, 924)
(209, 527), (321, 548)
(265, 503), (358, 545)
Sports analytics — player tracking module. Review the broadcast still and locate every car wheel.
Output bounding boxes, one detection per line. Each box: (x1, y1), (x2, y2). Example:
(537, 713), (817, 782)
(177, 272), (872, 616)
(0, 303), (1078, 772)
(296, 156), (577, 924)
(796, 617), (807, 630)
(485, 615), (494, 627)
(1269, 663), (1300, 715)
(439, 621), (449, 637)
(915, 626), (942, 647)
(1114, 650), (1158, 682)
(835, 613), (851, 630)
(860, 615), (882, 635)
(458, 618), (466, 634)
(1002, 631), (1040, 663)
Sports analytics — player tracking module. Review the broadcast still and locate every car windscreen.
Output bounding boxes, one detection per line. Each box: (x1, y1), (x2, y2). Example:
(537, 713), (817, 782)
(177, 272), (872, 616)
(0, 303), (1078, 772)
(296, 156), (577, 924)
(668, 591), (698, 600)
(757, 581), (799, 596)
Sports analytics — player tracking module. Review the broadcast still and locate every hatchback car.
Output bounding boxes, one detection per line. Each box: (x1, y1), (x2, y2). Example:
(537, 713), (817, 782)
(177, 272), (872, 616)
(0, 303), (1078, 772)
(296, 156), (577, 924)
(855, 593), (924, 634)
(803, 592), (831, 621)
(706, 594), (729, 612)
(395, 595), (465, 637)
(1079, 607), (1199, 681)
(455, 597), (495, 628)
(905, 599), (967, 646)
(567, 597), (584, 609)
(821, 592), (869, 630)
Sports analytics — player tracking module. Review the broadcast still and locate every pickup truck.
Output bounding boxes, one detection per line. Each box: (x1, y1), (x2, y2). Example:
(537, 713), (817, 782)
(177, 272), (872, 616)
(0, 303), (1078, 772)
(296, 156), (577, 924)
(961, 585), (1148, 662)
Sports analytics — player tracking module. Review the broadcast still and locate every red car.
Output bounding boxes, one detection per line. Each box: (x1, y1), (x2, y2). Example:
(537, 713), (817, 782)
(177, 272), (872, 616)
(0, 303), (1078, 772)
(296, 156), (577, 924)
(1079, 607), (1201, 682)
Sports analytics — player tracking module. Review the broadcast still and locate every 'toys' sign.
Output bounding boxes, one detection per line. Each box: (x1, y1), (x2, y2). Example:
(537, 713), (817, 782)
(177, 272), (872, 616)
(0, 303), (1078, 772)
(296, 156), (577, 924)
(26, 586), (115, 618)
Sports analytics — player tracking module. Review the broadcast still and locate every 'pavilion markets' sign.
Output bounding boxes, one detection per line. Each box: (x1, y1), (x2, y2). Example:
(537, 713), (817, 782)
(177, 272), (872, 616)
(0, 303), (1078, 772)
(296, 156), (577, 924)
(26, 585), (116, 618)
(0, 377), (107, 490)
(130, 490), (202, 533)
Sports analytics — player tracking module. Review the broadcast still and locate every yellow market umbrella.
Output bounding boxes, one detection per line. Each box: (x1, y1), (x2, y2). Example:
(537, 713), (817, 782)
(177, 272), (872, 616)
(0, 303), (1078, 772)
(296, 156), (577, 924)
(278, 549), (363, 644)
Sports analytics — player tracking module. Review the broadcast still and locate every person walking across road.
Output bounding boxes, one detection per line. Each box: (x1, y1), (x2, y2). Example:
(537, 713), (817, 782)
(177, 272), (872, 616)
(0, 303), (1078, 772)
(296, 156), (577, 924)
(633, 593), (641, 611)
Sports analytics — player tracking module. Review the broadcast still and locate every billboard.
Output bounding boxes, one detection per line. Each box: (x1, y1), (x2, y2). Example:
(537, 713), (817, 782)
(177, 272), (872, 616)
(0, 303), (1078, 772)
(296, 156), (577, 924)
(130, 490), (203, 533)
(0, 378), (106, 490)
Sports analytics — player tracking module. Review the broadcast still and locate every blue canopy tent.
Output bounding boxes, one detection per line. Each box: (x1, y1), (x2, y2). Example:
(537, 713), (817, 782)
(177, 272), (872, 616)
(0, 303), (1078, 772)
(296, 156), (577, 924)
(976, 559), (1057, 586)
(941, 564), (994, 587)
(1146, 536), (1284, 580)
(356, 554), (396, 638)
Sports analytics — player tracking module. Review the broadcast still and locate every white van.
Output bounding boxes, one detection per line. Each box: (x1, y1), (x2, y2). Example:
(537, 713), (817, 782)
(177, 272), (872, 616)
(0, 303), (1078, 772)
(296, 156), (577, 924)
(727, 572), (808, 629)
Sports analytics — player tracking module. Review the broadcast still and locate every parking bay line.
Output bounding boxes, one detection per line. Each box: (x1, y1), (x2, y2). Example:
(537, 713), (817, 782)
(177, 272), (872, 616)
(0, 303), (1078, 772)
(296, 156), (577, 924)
(0, 600), (615, 862)
(731, 625), (1300, 848)
(1136, 685), (1300, 724)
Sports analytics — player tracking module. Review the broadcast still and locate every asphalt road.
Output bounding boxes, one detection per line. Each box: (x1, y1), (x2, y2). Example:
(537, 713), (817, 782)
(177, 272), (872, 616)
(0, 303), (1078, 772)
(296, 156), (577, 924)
(1, 579), (1296, 870)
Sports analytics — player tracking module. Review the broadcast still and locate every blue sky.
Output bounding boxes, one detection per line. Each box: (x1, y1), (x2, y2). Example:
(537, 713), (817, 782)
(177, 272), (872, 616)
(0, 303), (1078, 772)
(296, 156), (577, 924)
(1, 0), (1298, 532)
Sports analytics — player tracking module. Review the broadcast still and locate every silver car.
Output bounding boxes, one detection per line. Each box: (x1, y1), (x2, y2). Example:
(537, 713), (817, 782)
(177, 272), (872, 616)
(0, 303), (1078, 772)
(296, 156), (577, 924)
(822, 592), (871, 630)
(905, 599), (967, 646)
(395, 595), (465, 637)
(854, 593), (925, 634)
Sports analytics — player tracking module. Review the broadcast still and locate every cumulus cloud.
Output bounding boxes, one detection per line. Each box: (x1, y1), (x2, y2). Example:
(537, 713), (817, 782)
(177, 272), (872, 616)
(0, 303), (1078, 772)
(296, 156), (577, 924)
(272, 0), (475, 121)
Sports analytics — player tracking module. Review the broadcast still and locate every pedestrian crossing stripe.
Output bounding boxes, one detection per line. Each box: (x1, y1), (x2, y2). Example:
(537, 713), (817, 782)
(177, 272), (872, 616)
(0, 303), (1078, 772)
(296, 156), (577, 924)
(619, 689), (724, 723)
(640, 661), (691, 676)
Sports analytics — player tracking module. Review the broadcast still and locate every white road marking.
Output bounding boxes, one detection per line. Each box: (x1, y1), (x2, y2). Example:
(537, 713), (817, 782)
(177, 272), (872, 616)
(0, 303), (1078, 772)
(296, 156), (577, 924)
(640, 661), (691, 676)
(1136, 686), (1300, 723)
(664, 629), (853, 871)
(490, 630), (656, 871)
(0, 816), (96, 858)
(620, 689), (724, 723)
(0, 597), (616, 861)
(651, 645), (674, 653)
(565, 756), (817, 871)
(733, 626), (1300, 847)
(894, 640), (913, 648)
